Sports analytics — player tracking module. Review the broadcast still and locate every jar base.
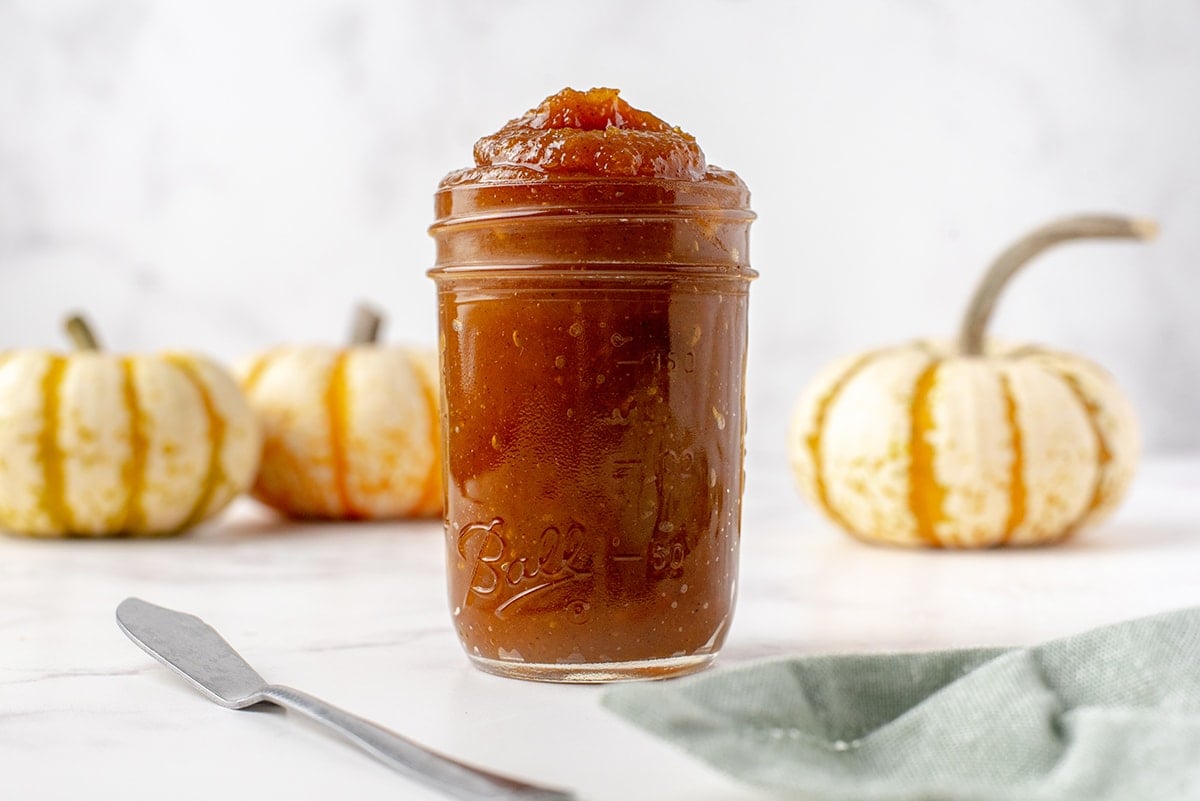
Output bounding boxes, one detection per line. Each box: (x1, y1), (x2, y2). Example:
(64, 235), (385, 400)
(467, 652), (716, 683)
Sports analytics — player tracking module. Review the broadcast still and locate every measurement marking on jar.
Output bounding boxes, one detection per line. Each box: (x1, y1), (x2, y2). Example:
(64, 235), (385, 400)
(614, 350), (696, 372)
(610, 458), (642, 477)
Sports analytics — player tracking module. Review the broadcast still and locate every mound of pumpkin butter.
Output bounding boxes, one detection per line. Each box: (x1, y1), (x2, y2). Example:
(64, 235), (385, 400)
(441, 86), (728, 183)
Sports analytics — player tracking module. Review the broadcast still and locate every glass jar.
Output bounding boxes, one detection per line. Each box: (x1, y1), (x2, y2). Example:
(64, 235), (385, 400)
(429, 174), (755, 682)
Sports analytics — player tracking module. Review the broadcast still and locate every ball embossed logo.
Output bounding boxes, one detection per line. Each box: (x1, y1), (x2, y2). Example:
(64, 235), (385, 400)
(457, 518), (593, 619)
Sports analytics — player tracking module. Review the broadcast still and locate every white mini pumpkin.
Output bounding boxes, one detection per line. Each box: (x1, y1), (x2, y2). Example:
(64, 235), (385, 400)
(0, 316), (261, 537)
(789, 215), (1155, 548)
(237, 306), (442, 520)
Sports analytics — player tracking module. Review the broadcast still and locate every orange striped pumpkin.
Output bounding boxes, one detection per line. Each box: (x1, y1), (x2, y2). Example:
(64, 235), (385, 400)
(0, 317), (261, 537)
(789, 215), (1154, 548)
(237, 307), (441, 520)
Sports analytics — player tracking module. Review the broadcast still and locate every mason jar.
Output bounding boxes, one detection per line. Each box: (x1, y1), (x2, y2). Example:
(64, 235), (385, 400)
(429, 172), (754, 682)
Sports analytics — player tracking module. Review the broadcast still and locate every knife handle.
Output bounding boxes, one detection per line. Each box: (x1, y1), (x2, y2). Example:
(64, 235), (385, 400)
(259, 684), (571, 801)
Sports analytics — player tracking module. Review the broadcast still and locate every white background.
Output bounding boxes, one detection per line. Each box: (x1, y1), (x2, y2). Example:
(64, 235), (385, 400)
(2, 0), (1198, 488)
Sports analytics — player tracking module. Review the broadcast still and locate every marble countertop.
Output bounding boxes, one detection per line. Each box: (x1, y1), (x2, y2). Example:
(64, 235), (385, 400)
(3, 458), (1199, 800)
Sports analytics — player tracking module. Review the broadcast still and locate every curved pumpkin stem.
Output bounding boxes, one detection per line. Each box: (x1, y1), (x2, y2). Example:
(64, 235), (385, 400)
(957, 214), (1158, 357)
(349, 304), (385, 345)
(64, 313), (102, 351)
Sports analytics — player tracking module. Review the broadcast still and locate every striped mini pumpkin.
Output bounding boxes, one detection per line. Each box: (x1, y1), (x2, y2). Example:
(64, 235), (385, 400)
(0, 327), (261, 537)
(789, 215), (1152, 548)
(789, 340), (1138, 547)
(237, 308), (441, 520)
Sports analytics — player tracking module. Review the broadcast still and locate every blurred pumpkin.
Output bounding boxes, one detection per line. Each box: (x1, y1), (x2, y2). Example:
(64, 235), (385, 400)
(789, 215), (1156, 548)
(0, 315), (261, 537)
(237, 306), (441, 520)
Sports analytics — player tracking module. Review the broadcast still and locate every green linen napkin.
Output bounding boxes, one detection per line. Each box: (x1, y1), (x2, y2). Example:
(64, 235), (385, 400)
(602, 608), (1200, 801)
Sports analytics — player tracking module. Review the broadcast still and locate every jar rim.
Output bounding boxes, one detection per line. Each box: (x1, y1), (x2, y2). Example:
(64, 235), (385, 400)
(432, 174), (753, 228)
(427, 265), (759, 281)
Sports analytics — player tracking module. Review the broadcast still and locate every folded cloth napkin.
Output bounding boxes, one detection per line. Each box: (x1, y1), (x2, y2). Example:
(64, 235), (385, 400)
(602, 608), (1200, 801)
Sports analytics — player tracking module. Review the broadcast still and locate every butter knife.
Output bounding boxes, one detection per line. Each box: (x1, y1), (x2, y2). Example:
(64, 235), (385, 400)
(116, 598), (573, 801)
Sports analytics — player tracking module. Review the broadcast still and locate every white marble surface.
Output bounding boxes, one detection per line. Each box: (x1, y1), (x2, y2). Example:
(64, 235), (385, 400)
(2, 0), (1199, 474)
(2, 458), (1199, 800)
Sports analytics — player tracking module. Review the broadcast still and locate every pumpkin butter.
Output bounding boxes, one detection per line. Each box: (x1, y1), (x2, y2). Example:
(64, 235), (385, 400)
(429, 88), (755, 682)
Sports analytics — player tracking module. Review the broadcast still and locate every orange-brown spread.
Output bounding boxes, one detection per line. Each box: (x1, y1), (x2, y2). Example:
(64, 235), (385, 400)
(450, 87), (707, 182)
(430, 88), (754, 680)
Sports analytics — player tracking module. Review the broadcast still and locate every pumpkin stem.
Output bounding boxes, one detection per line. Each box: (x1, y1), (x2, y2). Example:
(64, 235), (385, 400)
(957, 215), (1158, 357)
(349, 304), (384, 345)
(64, 314), (102, 351)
